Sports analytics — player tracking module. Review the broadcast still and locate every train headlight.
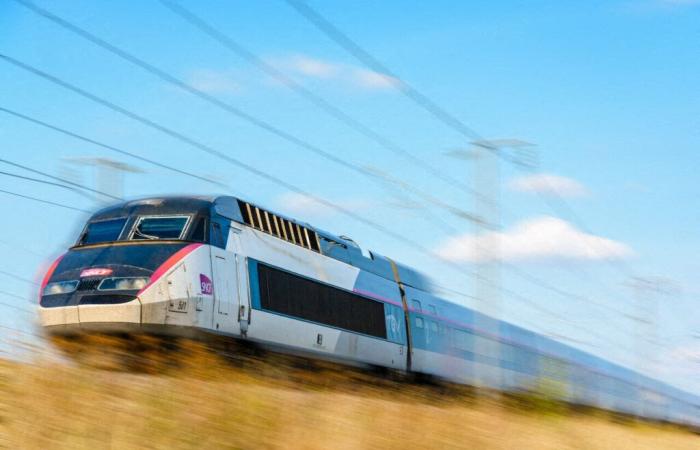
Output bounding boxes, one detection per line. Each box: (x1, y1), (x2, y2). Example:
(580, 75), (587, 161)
(98, 277), (150, 291)
(43, 280), (79, 296)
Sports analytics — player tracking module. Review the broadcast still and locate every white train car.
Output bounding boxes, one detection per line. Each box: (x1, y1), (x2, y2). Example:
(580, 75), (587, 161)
(39, 195), (700, 427)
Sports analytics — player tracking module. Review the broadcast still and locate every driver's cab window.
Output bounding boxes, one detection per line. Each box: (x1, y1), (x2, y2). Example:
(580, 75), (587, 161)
(130, 216), (190, 240)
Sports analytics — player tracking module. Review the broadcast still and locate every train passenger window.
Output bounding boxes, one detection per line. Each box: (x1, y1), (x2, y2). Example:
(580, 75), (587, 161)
(131, 216), (190, 240)
(257, 263), (386, 338)
(454, 329), (471, 351)
(415, 316), (424, 328)
(429, 321), (438, 333)
(411, 299), (422, 312)
(428, 305), (437, 316)
(80, 217), (127, 245)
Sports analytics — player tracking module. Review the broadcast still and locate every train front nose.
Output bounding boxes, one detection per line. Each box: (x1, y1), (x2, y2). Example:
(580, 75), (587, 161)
(40, 267), (148, 331)
(38, 242), (191, 333)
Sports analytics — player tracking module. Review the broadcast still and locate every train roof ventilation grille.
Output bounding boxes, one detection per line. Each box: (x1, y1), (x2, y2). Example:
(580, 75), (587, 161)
(238, 200), (320, 253)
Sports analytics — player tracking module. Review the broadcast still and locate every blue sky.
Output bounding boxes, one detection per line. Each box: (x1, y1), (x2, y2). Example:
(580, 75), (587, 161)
(0, 0), (699, 392)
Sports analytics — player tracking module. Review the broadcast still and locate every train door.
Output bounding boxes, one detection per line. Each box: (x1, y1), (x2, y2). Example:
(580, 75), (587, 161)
(236, 254), (250, 334)
(212, 255), (236, 332)
(227, 230), (250, 334)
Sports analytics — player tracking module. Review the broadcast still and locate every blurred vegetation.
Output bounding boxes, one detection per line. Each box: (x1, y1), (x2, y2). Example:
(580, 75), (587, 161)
(0, 337), (697, 449)
(502, 375), (569, 417)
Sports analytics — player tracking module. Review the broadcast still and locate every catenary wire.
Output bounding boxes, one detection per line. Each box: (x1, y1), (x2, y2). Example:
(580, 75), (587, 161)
(0, 187), (91, 213)
(10, 0), (637, 324)
(284, 0), (483, 142)
(1, 115), (621, 347)
(0, 53), (483, 279)
(0, 269), (39, 286)
(3, 53), (627, 345)
(1, 62), (636, 349)
(0, 157), (120, 201)
(286, 0), (640, 281)
(157, 0), (487, 203)
(3, 4), (647, 349)
(0, 106), (228, 190)
(0, 168), (101, 203)
(10, 0), (481, 225)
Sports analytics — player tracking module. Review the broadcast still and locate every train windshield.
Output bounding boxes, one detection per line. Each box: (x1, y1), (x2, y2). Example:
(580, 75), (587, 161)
(81, 218), (127, 245)
(78, 215), (196, 246)
(131, 216), (190, 240)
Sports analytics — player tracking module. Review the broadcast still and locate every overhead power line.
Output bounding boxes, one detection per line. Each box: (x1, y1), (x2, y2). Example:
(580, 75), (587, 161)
(0, 289), (35, 312)
(0, 107), (228, 190)
(439, 277), (631, 350)
(284, 0), (483, 142)
(2, 57), (595, 344)
(0, 299), (33, 315)
(0, 323), (43, 340)
(285, 0), (640, 282)
(157, 0), (485, 201)
(0, 187), (91, 213)
(157, 1), (643, 336)
(0, 169), (77, 191)
(1, 112), (613, 345)
(502, 262), (633, 323)
(0, 54), (481, 279)
(0, 168), (102, 204)
(0, 269), (39, 286)
(0, 157), (120, 201)
(500, 285), (632, 350)
(4, 2), (646, 350)
(0, 238), (44, 258)
(11, 0), (481, 224)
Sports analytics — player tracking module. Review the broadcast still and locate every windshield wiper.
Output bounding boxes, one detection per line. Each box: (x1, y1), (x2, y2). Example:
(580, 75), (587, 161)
(132, 228), (160, 240)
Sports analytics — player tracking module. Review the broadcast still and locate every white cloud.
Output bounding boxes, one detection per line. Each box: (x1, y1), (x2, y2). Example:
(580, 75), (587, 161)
(187, 69), (241, 95)
(436, 216), (633, 262)
(288, 55), (339, 78)
(274, 54), (398, 91)
(508, 173), (589, 198)
(352, 68), (400, 89)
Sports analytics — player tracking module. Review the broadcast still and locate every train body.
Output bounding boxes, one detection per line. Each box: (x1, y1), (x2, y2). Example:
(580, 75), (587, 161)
(39, 196), (700, 427)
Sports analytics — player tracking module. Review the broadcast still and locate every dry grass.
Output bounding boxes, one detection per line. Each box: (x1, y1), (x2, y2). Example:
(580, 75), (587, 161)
(0, 342), (697, 450)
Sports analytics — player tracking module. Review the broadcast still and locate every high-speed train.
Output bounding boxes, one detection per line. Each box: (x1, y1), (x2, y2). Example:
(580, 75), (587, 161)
(39, 195), (700, 426)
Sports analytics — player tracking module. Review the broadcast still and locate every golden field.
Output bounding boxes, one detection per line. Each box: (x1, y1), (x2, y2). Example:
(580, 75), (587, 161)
(0, 342), (697, 450)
